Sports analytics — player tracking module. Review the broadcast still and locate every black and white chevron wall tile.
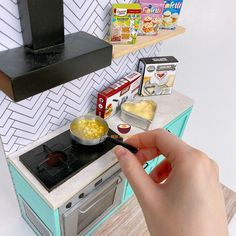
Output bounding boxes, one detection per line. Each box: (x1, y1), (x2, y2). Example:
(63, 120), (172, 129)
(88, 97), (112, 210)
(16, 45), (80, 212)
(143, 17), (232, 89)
(0, 0), (162, 155)
(0, 0), (132, 47)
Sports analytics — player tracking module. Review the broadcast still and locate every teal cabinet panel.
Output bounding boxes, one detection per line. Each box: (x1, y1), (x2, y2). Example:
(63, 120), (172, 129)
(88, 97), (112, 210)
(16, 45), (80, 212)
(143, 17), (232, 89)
(164, 107), (192, 138)
(144, 161), (153, 174)
(146, 159), (158, 174)
(155, 155), (165, 166)
(150, 155), (164, 171)
(9, 163), (61, 236)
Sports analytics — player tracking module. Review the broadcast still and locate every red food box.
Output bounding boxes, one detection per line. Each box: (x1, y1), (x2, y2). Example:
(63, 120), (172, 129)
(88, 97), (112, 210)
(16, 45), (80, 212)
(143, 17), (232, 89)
(96, 72), (142, 119)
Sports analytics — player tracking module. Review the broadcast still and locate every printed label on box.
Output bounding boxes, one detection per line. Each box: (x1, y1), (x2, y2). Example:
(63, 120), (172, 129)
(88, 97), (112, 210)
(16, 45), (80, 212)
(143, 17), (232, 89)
(138, 56), (178, 96)
(96, 72), (142, 119)
(138, 0), (165, 35)
(161, 0), (183, 30)
(110, 4), (141, 44)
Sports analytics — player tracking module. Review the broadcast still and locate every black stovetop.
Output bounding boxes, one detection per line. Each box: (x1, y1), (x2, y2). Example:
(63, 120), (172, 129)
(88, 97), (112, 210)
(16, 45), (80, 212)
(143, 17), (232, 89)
(19, 129), (121, 192)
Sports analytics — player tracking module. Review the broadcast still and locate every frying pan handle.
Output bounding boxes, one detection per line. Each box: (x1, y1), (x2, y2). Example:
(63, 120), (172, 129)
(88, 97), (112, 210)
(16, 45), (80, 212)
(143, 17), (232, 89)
(106, 137), (138, 154)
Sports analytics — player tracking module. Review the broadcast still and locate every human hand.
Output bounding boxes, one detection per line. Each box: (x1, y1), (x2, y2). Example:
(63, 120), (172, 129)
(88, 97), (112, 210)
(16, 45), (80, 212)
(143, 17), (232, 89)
(114, 129), (228, 236)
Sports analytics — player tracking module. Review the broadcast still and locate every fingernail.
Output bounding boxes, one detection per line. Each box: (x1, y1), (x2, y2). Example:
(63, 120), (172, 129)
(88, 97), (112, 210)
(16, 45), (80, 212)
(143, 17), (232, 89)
(114, 145), (127, 159)
(114, 146), (132, 168)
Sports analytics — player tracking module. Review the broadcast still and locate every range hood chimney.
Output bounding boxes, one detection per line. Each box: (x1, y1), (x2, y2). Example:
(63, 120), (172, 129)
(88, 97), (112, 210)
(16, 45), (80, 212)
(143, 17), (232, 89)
(0, 0), (112, 102)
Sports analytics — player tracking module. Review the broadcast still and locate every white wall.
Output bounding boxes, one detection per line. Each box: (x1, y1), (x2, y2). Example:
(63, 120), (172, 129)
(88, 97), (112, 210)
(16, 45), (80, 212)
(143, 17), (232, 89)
(161, 0), (236, 192)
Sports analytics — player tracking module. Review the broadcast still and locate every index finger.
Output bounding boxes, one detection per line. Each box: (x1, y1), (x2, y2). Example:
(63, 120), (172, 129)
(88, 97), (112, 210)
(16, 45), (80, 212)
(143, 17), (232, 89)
(126, 128), (191, 163)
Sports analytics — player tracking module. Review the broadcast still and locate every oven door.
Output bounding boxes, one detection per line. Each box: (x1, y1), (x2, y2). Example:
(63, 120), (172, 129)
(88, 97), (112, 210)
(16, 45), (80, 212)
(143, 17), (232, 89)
(62, 171), (124, 236)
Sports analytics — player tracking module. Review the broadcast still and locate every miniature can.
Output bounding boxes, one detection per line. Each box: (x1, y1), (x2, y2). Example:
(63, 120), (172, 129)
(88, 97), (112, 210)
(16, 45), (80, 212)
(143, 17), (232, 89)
(138, 0), (165, 36)
(109, 4), (141, 44)
(161, 0), (183, 30)
(138, 56), (178, 96)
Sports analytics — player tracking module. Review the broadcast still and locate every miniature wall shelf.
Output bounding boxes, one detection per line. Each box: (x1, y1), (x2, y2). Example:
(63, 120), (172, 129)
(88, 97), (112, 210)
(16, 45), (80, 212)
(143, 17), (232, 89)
(112, 26), (185, 59)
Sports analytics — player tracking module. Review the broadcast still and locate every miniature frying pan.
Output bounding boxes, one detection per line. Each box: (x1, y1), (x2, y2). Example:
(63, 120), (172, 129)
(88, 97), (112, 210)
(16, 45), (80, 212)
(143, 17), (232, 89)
(70, 114), (138, 153)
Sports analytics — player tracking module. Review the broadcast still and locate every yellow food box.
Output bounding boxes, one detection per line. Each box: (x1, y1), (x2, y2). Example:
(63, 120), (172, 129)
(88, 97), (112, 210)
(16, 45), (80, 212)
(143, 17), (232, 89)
(109, 3), (141, 44)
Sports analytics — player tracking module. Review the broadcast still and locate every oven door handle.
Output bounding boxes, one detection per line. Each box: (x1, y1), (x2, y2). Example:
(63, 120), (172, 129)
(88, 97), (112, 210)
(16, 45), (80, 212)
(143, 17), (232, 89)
(77, 176), (122, 214)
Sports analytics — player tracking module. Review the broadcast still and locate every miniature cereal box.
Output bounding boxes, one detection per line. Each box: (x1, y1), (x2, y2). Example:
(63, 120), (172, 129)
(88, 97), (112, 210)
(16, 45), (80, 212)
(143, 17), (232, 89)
(96, 72), (142, 119)
(138, 56), (178, 96)
(109, 4), (141, 44)
(138, 0), (165, 36)
(161, 0), (183, 30)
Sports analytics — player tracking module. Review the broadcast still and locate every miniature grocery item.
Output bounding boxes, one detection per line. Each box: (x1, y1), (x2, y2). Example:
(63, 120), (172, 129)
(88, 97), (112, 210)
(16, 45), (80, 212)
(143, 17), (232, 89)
(138, 0), (164, 35)
(109, 4), (141, 44)
(138, 56), (178, 96)
(117, 124), (131, 134)
(121, 99), (157, 130)
(161, 0), (183, 29)
(96, 71), (142, 119)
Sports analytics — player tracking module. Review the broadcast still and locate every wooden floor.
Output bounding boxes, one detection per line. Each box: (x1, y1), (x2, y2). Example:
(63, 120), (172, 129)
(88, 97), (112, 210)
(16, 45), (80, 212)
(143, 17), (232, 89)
(93, 184), (236, 236)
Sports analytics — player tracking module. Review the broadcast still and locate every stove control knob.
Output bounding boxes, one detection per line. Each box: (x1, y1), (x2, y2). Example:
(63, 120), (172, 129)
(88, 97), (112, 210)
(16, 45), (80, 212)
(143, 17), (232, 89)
(66, 202), (72, 209)
(79, 193), (85, 199)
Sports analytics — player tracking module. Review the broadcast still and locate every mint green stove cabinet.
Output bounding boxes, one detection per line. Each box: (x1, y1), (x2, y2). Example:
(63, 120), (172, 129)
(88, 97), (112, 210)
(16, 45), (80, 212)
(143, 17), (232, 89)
(123, 107), (193, 202)
(165, 107), (192, 138)
(8, 160), (125, 236)
(9, 163), (61, 236)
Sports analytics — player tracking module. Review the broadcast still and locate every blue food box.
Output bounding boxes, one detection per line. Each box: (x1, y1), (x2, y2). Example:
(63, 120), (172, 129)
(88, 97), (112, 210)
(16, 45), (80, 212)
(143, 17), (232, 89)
(161, 0), (183, 29)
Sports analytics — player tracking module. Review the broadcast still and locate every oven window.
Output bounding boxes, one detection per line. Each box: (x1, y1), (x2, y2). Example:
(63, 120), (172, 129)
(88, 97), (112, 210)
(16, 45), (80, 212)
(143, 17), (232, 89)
(77, 183), (117, 234)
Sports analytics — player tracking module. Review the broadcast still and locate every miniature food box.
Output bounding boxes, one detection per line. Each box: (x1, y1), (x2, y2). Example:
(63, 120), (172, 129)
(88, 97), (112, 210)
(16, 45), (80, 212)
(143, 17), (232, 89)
(138, 0), (164, 36)
(96, 72), (142, 119)
(109, 3), (141, 44)
(138, 56), (178, 96)
(161, 0), (183, 30)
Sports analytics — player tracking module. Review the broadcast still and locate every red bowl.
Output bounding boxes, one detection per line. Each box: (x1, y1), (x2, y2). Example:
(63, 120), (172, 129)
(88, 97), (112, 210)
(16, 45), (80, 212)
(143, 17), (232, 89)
(117, 124), (131, 134)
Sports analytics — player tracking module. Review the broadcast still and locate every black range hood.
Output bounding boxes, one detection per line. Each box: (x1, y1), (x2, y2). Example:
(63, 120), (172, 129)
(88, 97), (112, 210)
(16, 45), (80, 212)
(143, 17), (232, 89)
(0, 0), (112, 102)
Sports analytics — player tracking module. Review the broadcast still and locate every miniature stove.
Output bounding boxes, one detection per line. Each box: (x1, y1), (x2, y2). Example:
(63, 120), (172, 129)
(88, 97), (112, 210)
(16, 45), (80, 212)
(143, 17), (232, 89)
(19, 129), (121, 192)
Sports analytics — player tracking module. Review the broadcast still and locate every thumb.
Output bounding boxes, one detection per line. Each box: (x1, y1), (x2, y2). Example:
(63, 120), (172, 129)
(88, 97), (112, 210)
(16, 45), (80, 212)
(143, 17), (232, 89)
(114, 146), (160, 207)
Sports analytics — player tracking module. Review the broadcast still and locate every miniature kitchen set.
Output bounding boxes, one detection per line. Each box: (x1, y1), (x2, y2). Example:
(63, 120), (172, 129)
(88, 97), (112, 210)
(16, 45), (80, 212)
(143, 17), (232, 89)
(0, 1), (193, 236)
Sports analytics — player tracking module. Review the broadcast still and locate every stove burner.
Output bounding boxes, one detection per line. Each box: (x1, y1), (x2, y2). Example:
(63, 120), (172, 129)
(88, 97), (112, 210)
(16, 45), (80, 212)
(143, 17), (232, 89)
(46, 151), (67, 167)
(37, 145), (72, 174)
(19, 129), (121, 192)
